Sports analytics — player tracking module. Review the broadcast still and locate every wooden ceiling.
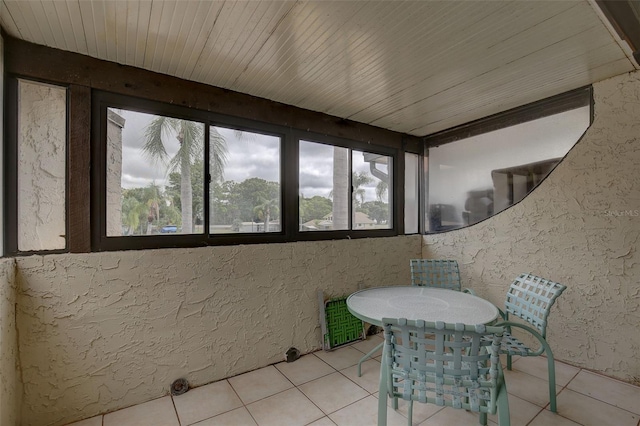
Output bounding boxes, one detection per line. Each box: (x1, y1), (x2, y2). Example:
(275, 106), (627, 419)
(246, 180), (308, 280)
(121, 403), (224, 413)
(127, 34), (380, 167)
(2, 0), (638, 136)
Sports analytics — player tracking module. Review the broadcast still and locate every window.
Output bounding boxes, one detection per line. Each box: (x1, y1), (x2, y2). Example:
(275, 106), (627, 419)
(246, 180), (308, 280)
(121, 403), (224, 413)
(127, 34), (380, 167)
(424, 87), (591, 233)
(90, 92), (398, 251)
(404, 152), (420, 234)
(299, 141), (393, 232)
(210, 127), (281, 234)
(106, 108), (205, 237)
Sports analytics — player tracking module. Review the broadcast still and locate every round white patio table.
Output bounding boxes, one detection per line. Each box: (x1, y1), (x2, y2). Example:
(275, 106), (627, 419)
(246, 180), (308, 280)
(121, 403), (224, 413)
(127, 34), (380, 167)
(347, 286), (499, 377)
(346, 286), (499, 325)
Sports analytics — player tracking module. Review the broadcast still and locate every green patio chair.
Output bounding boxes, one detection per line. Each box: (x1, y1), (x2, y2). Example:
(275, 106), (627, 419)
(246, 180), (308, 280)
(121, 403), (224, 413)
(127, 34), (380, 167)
(495, 273), (566, 413)
(378, 318), (509, 426)
(410, 259), (475, 294)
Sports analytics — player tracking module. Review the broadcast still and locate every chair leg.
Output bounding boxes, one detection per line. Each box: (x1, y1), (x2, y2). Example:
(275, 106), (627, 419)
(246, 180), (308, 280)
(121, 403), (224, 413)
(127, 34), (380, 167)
(506, 353), (512, 370)
(497, 383), (510, 426)
(544, 349), (558, 413)
(479, 412), (487, 426)
(358, 341), (384, 377)
(407, 400), (413, 426)
(378, 352), (389, 426)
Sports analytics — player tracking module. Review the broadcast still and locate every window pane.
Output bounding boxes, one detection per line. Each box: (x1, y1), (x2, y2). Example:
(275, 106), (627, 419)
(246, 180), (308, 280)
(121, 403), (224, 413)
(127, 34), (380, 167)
(210, 127), (281, 234)
(106, 109), (204, 236)
(353, 151), (392, 230)
(428, 106), (590, 232)
(18, 80), (66, 251)
(299, 141), (349, 231)
(405, 153), (419, 234)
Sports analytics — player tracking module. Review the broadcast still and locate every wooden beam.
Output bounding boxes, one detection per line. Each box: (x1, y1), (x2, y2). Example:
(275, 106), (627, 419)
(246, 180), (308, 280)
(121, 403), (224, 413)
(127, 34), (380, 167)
(3, 36), (420, 150)
(68, 84), (91, 253)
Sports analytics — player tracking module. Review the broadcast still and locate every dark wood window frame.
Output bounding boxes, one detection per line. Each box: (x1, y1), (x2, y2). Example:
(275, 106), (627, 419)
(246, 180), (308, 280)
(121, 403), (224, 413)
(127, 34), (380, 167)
(91, 91), (399, 252)
(3, 36), (425, 255)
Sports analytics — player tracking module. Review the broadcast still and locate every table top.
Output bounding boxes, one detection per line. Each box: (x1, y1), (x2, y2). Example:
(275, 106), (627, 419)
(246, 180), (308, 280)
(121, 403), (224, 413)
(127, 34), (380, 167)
(346, 286), (499, 326)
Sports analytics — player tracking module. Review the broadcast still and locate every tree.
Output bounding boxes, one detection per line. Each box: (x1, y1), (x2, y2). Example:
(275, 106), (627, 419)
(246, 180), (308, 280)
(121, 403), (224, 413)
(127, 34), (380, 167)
(360, 200), (389, 225)
(122, 196), (145, 235)
(376, 180), (388, 202)
(253, 197), (279, 232)
(352, 171), (373, 208)
(167, 160), (205, 228)
(300, 195), (332, 223)
(143, 118), (227, 233)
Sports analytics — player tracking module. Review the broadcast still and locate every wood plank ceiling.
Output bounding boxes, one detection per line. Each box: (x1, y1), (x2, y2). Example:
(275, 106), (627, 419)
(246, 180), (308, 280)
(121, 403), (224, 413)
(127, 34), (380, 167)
(1, 0), (638, 136)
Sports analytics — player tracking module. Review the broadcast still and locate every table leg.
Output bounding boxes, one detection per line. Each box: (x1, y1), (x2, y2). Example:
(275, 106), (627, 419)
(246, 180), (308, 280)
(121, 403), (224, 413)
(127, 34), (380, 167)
(357, 341), (384, 377)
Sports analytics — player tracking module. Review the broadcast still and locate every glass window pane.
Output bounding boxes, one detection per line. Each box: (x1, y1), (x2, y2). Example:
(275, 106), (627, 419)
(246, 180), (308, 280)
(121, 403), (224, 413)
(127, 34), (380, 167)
(18, 80), (66, 251)
(299, 141), (349, 231)
(353, 150), (392, 230)
(427, 106), (590, 232)
(106, 109), (204, 236)
(209, 127), (281, 234)
(405, 153), (419, 234)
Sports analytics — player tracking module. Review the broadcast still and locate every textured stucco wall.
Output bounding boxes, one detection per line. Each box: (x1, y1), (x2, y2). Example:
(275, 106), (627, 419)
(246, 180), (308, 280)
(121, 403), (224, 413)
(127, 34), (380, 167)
(424, 71), (640, 383)
(17, 80), (66, 251)
(0, 258), (19, 426)
(106, 110), (124, 237)
(16, 235), (420, 426)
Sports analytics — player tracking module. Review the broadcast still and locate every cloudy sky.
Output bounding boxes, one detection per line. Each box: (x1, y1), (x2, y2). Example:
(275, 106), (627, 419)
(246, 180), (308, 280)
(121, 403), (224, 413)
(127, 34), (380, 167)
(111, 108), (389, 202)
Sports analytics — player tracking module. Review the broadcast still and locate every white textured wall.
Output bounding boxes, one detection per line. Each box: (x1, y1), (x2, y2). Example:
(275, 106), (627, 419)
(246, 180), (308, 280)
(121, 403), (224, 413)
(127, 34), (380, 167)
(106, 110), (125, 236)
(1, 33), (4, 257)
(18, 80), (67, 251)
(16, 235), (420, 426)
(424, 71), (640, 383)
(0, 258), (19, 426)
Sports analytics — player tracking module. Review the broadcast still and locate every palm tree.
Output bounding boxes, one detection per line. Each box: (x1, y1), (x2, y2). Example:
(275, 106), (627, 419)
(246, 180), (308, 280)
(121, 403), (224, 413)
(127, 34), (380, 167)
(253, 197), (279, 232)
(143, 118), (227, 233)
(375, 180), (388, 202)
(352, 171), (373, 208)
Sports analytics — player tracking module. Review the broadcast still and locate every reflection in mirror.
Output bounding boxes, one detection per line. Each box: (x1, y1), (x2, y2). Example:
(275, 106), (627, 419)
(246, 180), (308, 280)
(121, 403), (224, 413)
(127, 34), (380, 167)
(427, 105), (590, 232)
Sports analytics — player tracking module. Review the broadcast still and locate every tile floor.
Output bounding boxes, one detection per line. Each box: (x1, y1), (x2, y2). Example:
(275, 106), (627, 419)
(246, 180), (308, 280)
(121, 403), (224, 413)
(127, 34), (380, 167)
(68, 334), (640, 426)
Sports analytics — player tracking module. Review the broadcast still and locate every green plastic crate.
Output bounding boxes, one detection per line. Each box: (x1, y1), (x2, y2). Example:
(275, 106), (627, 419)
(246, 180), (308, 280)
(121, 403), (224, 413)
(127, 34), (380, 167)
(318, 291), (365, 350)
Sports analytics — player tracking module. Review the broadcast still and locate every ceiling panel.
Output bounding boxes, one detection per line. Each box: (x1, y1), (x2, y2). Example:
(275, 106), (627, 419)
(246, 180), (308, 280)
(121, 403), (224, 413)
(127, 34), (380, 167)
(1, 0), (637, 136)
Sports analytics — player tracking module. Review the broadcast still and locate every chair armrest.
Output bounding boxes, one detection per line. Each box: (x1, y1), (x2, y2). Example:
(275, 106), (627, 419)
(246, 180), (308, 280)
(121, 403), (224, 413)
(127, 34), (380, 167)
(494, 320), (548, 356)
(462, 287), (476, 295)
(497, 307), (507, 320)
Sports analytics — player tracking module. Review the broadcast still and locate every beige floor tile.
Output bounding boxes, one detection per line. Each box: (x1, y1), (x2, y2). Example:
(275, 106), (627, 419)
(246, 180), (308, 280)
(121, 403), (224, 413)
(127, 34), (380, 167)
(567, 370), (640, 415)
(314, 346), (366, 370)
(307, 417), (337, 426)
(503, 369), (562, 408)
(528, 409), (582, 426)
(65, 416), (103, 426)
(418, 406), (497, 426)
(339, 359), (381, 393)
(511, 356), (580, 387)
(103, 396), (179, 426)
(246, 388), (324, 426)
(350, 334), (384, 355)
(173, 380), (243, 425)
(275, 354), (336, 386)
(191, 407), (257, 426)
(487, 393), (543, 426)
(329, 395), (407, 426)
(299, 372), (369, 414)
(228, 366), (294, 405)
(555, 389), (639, 426)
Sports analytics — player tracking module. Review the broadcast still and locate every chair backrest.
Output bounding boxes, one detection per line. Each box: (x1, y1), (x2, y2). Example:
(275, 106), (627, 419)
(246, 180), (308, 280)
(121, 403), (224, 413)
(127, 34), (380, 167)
(410, 259), (461, 290)
(504, 273), (566, 336)
(381, 318), (504, 414)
